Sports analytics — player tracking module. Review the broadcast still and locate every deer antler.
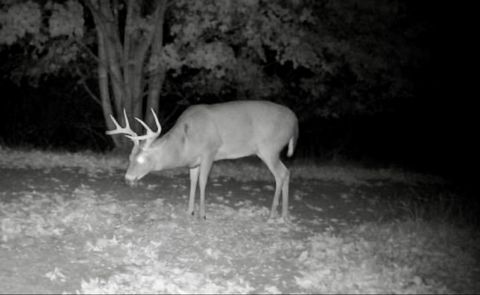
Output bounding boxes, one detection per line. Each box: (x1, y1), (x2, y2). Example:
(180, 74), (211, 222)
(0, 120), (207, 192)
(106, 109), (140, 146)
(128, 108), (162, 149)
(106, 108), (162, 150)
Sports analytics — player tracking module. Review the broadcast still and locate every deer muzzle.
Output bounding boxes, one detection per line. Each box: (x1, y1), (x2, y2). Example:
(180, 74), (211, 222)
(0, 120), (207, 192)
(125, 175), (139, 187)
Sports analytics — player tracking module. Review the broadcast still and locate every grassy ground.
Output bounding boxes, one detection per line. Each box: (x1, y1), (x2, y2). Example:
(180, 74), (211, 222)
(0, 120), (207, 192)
(0, 147), (478, 293)
(0, 146), (445, 185)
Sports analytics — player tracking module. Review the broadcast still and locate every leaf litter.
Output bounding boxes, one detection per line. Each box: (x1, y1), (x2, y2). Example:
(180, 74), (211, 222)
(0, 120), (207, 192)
(0, 178), (479, 293)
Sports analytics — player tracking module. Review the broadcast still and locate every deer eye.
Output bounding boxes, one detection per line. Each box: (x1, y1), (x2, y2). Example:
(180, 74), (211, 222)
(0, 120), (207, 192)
(136, 155), (146, 164)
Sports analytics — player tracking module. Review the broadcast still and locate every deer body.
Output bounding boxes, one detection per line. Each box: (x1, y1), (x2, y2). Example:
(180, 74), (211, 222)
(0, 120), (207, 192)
(107, 100), (298, 221)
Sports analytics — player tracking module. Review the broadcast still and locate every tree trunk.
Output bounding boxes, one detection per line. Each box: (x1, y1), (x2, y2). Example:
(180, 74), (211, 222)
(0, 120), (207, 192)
(84, 0), (168, 150)
(97, 28), (122, 148)
(146, 1), (167, 127)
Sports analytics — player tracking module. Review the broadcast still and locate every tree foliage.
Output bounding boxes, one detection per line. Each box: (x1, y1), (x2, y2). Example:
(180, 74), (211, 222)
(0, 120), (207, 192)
(162, 0), (427, 118)
(0, 0), (429, 131)
(0, 0), (85, 85)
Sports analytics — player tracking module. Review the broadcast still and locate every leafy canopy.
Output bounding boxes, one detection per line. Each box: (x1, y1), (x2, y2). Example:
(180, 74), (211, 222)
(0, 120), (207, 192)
(0, 0), (427, 118)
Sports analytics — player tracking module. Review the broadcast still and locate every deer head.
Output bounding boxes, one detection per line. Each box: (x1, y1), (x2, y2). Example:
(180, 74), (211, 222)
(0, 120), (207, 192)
(106, 109), (161, 186)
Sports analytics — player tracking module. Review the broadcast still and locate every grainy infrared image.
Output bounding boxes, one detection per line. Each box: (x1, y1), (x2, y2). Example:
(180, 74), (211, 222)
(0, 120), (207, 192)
(0, 1), (477, 293)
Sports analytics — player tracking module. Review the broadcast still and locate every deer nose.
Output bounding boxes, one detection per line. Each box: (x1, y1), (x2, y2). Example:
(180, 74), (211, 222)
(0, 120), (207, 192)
(125, 176), (138, 187)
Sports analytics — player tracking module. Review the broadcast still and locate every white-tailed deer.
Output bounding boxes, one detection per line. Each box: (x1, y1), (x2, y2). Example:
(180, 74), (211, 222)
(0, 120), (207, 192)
(106, 100), (299, 221)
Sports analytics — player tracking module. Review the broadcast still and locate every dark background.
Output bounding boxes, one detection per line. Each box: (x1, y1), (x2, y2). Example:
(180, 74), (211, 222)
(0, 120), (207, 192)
(0, 2), (476, 189)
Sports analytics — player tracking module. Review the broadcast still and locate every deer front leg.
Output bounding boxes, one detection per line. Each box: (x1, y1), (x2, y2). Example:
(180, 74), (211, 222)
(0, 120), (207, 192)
(188, 166), (200, 216)
(198, 157), (214, 220)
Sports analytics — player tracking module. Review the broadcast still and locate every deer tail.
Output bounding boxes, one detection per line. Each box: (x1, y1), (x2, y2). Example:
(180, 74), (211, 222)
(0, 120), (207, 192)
(287, 124), (299, 157)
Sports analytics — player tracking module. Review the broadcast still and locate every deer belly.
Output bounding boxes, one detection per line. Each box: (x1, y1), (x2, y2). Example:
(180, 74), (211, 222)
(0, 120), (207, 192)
(215, 144), (256, 160)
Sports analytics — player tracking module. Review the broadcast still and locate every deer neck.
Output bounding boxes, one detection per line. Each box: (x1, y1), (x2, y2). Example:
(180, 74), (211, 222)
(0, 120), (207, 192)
(149, 128), (189, 170)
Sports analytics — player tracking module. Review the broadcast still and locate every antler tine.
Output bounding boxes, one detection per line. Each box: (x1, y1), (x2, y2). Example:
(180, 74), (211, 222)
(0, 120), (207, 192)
(105, 112), (121, 135)
(128, 108), (162, 147)
(150, 108), (162, 135)
(105, 109), (139, 145)
(121, 109), (132, 131)
(138, 109), (162, 137)
(105, 114), (120, 134)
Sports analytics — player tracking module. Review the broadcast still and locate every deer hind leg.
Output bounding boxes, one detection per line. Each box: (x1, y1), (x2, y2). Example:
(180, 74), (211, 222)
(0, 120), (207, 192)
(281, 168), (290, 220)
(258, 152), (289, 220)
(188, 166), (200, 216)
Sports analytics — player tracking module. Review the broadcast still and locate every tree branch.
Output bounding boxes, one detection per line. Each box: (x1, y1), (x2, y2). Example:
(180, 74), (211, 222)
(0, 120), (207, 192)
(75, 67), (102, 107)
(74, 38), (125, 96)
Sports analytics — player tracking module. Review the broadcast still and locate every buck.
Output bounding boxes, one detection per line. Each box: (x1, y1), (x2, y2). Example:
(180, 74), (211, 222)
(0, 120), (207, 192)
(106, 100), (299, 221)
